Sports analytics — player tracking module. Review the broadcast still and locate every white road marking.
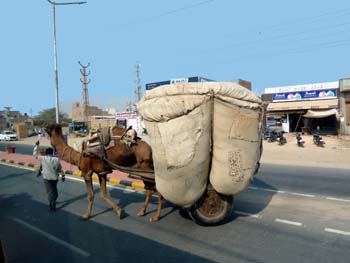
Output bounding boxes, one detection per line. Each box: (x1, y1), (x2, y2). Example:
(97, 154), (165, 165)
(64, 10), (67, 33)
(248, 186), (285, 193)
(326, 197), (350, 203)
(248, 185), (350, 204)
(13, 218), (90, 258)
(275, 218), (303, 226)
(324, 228), (350, 236)
(235, 210), (261, 218)
(289, 192), (315, 198)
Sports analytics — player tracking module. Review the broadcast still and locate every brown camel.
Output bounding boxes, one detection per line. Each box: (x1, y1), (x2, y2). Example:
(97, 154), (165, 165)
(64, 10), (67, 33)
(45, 123), (163, 222)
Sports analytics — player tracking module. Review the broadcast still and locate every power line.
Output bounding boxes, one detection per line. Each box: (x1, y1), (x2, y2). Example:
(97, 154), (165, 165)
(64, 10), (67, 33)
(212, 21), (350, 52)
(224, 6), (350, 38)
(116, 0), (214, 28)
(220, 38), (350, 63)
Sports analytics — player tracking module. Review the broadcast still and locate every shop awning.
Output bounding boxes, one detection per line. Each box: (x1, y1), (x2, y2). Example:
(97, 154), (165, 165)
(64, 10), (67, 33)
(303, 109), (339, 120)
(267, 99), (338, 111)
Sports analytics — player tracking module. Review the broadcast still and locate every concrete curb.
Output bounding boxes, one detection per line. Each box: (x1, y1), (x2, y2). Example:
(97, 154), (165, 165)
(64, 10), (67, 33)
(0, 158), (145, 190)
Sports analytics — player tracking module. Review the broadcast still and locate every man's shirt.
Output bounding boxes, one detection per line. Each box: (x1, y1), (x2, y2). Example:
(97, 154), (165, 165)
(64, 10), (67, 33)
(33, 146), (63, 180)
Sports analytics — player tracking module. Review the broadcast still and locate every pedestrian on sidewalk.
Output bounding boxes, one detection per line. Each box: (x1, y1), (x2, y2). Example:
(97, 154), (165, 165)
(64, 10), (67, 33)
(33, 140), (65, 212)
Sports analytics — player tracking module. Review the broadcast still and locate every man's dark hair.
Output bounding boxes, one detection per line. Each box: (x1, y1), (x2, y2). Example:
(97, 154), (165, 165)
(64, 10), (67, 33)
(46, 147), (54, 155)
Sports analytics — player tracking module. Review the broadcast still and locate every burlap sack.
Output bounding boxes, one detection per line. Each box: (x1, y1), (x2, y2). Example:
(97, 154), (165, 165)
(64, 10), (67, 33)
(137, 82), (262, 207)
(209, 98), (262, 195)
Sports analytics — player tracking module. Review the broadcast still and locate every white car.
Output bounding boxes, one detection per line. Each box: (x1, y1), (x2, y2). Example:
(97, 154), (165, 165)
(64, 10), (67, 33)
(0, 130), (18, 141)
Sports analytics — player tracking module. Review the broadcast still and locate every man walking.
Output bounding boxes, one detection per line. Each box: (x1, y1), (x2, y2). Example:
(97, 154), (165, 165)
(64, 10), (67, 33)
(33, 140), (65, 212)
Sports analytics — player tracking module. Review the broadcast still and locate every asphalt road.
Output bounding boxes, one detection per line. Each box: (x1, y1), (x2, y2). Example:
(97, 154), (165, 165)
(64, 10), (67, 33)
(1, 163), (349, 263)
(0, 141), (38, 155)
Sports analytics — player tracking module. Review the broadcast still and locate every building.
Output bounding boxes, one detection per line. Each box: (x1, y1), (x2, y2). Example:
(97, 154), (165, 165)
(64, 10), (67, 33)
(262, 81), (342, 135)
(70, 102), (110, 122)
(89, 115), (116, 129)
(0, 110), (33, 130)
(339, 78), (350, 135)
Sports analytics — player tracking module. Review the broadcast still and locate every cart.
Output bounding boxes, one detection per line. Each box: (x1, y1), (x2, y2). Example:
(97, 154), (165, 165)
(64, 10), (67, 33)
(102, 158), (233, 226)
(133, 82), (263, 225)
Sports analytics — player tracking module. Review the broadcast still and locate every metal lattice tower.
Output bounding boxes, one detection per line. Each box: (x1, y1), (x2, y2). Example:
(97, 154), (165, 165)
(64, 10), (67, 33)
(134, 62), (142, 105)
(79, 61), (91, 122)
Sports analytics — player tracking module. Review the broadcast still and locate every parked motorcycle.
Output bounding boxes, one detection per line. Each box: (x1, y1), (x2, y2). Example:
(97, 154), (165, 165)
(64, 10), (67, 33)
(295, 133), (305, 147)
(313, 132), (325, 147)
(265, 129), (277, 143)
(276, 131), (287, 145)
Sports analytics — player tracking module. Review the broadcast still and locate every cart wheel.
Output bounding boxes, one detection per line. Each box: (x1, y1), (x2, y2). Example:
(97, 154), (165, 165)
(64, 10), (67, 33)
(188, 186), (233, 226)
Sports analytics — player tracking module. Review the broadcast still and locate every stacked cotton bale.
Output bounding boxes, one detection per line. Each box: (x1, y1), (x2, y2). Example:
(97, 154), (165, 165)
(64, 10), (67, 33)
(137, 82), (262, 207)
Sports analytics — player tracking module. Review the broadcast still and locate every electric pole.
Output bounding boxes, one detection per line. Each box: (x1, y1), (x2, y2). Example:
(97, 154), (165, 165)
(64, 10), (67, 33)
(79, 61), (91, 124)
(134, 62), (142, 105)
(48, 0), (87, 123)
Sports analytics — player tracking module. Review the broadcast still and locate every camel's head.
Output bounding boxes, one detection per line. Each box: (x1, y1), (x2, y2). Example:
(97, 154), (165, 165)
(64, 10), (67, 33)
(45, 123), (63, 137)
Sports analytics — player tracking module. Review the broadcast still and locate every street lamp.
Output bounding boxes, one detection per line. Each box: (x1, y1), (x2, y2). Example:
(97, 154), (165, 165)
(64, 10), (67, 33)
(48, 0), (87, 123)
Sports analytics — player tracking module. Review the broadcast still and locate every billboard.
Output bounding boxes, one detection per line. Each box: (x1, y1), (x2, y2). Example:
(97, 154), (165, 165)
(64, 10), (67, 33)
(272, 89), (337, 102)
(265, 81), (338, 94)
(145, 76), (213, 90)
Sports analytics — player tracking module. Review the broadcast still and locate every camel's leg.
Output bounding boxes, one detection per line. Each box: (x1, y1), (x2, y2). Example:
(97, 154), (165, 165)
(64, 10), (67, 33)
(137, 189), (154, 217)
(81, 171), (94, 220)
(99, 174), (124, 219)
(150, 192), (164, 222)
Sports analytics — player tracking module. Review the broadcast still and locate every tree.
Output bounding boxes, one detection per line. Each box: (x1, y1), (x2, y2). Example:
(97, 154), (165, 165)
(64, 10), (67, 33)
(33, 108), (71, 127)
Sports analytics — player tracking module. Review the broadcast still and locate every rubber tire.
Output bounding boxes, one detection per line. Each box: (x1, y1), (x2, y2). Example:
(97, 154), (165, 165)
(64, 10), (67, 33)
(188, 187), (233, 226)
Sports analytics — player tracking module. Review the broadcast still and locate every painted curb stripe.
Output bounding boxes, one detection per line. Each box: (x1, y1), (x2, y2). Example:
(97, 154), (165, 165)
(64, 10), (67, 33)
(120, 180), (132, 187)
(72, 171), (81, 177)
(132, 182), (146, 190)
(0, 159), (145, 190)
(109, 178), (121, 185)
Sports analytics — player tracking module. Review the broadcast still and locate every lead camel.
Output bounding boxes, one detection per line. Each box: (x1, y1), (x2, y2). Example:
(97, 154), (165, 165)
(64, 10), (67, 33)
(44, 123), (163, 222)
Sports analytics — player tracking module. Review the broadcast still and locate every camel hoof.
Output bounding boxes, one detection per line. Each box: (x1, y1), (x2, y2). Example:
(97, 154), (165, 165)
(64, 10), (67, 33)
(150, 217), (160, 223)
(137, 211), (145, 217)
(80, 214), (90, 220)
(116, 208), (125, 219)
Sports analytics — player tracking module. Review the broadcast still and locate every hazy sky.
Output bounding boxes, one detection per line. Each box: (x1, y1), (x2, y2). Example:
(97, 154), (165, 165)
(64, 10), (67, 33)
(1, 0), (350, 116)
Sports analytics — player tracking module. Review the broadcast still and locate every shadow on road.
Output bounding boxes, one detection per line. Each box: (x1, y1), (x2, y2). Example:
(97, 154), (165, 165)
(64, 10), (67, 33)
(0, 193), (216, 263)
(226, 177), (278, 223)
(109, 188), (178, 221)
(0, 170), (33, 183)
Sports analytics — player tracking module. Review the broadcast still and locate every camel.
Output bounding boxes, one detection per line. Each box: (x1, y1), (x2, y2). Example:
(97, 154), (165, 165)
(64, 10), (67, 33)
(44, 123), (164, 222)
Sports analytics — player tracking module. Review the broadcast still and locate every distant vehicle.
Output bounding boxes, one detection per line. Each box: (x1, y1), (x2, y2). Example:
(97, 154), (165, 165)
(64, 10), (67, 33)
(28, 131), (38, 137)
(0, 130), (18, 141)
(28, 129), (43, 137)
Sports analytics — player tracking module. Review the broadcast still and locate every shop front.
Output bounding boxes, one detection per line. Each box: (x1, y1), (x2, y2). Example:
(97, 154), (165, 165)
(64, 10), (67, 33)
(264, 81), (340, 134)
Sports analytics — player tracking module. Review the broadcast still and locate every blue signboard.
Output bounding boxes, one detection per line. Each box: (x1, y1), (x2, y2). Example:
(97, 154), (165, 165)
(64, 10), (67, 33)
(272, 89), (337, 102)
(145, 76), (213, 90)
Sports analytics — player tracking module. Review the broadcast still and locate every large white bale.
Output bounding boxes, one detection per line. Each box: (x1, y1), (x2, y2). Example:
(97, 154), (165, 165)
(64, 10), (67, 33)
(209, 99), (262, 195)
(137, 82), (262, 207)
(142, 100), (211, 207)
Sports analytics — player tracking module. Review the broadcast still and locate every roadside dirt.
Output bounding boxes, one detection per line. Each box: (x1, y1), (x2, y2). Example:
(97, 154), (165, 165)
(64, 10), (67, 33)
(260, 133), (350, 169)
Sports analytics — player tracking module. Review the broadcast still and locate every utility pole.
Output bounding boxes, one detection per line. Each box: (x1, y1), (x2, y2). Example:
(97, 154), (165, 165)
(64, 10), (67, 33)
(79, 61), (91, 124)
(48, 0), (87, 124)
(134, 62), (142, 105)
